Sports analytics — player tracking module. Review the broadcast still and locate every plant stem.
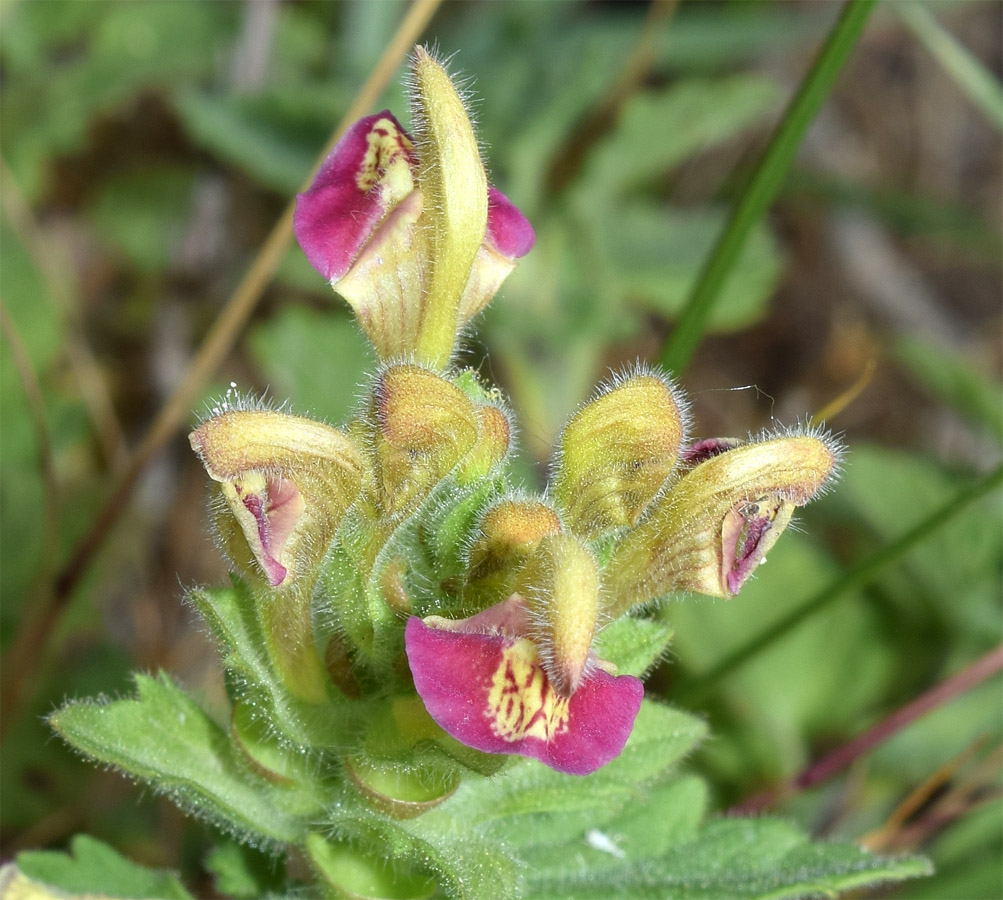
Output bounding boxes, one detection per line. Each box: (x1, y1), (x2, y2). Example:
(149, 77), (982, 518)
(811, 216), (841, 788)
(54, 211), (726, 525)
(730, 644), (1003, 815)
(660, 0), (876, 374)
(676, 464), (1003, 704)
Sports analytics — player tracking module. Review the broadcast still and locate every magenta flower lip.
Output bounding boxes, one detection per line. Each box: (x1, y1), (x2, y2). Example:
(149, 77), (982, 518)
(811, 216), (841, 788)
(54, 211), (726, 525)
(294, 111), (419, 283)
(294, 114), (534, 284)
(405, 604), (643, 776)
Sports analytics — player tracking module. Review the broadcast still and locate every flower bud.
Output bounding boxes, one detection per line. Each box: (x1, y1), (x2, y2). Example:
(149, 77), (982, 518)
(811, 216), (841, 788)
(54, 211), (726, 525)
(190, 409), (366, 703)
(456, 404), (511, 482)
(409, 46), (488, 366)
(190, 410), (364, 587)
(518, 534), (600, 698)
(464, 499), (562, 606)
(554, 372), (686, 539)
(372, 364), (479, 518)
(294, 48), (534, 369)
(604, 433), (840, 615)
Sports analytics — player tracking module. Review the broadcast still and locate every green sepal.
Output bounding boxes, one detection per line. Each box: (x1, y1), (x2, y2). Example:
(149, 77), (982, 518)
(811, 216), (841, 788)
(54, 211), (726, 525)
(595, 613), (674, 677)
(306, 833), (438, 899)
(189, 578), (363, 749)
(49, 672), (326, 845)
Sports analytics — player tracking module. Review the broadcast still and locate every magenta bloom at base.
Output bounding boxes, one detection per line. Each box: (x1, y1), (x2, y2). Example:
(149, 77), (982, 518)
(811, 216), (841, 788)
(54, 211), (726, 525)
(405, 601), (644, 776)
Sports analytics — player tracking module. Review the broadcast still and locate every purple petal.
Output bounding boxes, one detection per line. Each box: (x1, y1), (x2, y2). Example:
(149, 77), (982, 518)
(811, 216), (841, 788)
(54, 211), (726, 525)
(406, 617), (642, 775)
(682, 437), (744, 465)
(720, 496), (793, 596)
(486, 187), (535, 259)
(294, 112), (417, 281)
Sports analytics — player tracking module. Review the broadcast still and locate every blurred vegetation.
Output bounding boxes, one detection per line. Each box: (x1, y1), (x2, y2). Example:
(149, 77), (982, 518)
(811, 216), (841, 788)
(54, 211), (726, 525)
(1, 1), (1000, 897)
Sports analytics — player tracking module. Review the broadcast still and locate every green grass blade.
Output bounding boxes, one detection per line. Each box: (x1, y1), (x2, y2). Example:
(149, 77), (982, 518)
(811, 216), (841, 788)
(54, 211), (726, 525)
(896, 2), (1003, 132)
(660, 0), (877, 374)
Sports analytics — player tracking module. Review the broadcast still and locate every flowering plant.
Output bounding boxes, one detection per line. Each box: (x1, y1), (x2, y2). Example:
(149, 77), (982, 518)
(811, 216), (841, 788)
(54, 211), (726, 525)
(38, 47), (929, 900)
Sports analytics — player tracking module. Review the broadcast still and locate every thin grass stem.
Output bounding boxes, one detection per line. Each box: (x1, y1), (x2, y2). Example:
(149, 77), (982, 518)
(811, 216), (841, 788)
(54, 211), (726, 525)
(730, 644), (1003, 815)
(660, 0), (877, 374)
(896, 2), (1003, 133)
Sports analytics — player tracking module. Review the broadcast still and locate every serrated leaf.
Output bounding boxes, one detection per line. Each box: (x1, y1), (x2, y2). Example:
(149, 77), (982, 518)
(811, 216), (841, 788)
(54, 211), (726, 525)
(523, 817), (931, 900)
(518, 774), (708, 873)
(49, 672), (326, 844)
(448, 700), (706, 853)
(11, 834), (192, 899)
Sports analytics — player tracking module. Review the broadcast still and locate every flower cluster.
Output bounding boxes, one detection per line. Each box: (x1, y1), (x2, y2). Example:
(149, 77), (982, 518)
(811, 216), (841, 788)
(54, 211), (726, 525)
(190, 48), (840, 778)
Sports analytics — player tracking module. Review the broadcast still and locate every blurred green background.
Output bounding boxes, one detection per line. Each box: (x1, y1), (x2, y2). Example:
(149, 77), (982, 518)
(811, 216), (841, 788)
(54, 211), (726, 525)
(1, 1), (1000, 897)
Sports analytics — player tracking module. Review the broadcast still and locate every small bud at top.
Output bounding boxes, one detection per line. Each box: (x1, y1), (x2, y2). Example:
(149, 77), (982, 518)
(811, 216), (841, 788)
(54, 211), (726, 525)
(372, 364), (479, 517)
(464, 499), (562, 606)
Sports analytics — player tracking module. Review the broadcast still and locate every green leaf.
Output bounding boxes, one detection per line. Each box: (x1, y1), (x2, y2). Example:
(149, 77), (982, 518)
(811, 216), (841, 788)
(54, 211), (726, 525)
(523, 817), (930, 900)
(668, 532), (891, 776)
(0, 1), (230, 199)
(320, 788), (522, 900)
(173, 87), (340, 194)
(517, 775), (708, 874)
(895, 335), (1003, 442)
(595, 614), (674, 677)
(592, 202), (784, 332)
(837, 446), (1003, 646)
(581, 76), (783, 193)
(49, 672), (327, 844)
(456, 700), (706, 849)
(204, 840), (286, 900)
(305, 834), (438, 900)
(188, 579), (362, 750)
(88, 167), (196, 271)
(12, 834), (192, 899)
